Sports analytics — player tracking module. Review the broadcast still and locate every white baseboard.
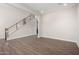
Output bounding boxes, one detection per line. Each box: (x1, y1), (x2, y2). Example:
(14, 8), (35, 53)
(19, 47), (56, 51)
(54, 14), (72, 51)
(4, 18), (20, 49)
(0, 38), (4, 40)
(37, 35), (40, 38)
(40, 36), (79, 47)
(76, 42), (79, 48)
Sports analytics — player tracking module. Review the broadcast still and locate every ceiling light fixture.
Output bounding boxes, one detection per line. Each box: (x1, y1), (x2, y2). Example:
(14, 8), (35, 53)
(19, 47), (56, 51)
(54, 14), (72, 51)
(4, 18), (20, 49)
(58, 3), (68, 6)
(63, 3), (68, 6)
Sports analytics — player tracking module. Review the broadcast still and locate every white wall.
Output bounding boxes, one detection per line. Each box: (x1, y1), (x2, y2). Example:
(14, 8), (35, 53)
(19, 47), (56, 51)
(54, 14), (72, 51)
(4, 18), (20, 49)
(0, 4), (36, 39)
(41, 5), (79, 44)
(76, 4), (79, 47)
(8, 18), (37, 40)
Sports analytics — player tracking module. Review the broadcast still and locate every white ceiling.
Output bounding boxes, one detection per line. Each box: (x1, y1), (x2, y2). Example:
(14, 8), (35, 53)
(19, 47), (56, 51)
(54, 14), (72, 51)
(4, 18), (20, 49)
(21, 3), (77, 14)
(6, 3), (77, 15)
(22, 3), (58, 12)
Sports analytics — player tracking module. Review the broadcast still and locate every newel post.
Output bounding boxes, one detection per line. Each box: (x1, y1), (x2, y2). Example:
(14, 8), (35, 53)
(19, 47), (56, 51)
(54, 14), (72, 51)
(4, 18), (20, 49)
(5, 28), (8, 41)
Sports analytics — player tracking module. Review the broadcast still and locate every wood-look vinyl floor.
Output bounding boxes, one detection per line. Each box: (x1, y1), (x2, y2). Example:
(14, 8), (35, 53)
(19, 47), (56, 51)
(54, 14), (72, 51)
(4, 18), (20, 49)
(0, 35), (79, 55)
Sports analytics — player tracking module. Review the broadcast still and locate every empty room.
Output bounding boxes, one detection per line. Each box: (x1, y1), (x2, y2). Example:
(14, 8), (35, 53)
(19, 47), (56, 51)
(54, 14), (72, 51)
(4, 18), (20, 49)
(0, 3), (79, 55)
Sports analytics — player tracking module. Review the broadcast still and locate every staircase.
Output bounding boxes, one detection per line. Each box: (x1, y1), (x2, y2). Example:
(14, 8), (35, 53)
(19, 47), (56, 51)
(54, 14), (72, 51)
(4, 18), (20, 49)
(5, 14), (38, 41)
